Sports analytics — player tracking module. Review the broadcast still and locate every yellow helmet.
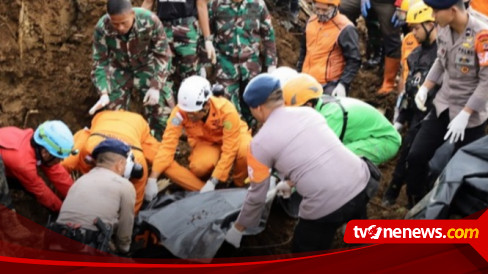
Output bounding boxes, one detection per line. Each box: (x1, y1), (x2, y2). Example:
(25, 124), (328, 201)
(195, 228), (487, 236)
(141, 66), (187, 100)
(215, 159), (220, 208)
(400, 0), (422, 11)
(406, 1), (435, 24)
(282, 73), (323, 107)
(314, 0), (340, 6)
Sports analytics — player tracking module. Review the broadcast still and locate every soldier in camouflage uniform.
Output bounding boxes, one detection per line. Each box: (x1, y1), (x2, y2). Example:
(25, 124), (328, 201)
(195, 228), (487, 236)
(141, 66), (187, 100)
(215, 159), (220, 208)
(90, 0), (171, 141)
(142, 0), (216, 92)
(208, 0), (278, 126)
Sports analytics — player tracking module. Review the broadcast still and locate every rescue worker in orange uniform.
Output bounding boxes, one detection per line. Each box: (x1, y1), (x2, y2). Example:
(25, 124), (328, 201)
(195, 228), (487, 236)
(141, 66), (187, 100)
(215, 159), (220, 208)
(397, 0), (421, 95)
(62, 110), (160, 213)
(149, 75), (251, 193)
(469, 0), (488, 24)
(296, 0), (361, 97)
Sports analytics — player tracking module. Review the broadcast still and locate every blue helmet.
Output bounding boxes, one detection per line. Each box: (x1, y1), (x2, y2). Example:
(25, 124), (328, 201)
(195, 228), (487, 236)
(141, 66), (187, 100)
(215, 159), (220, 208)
(33, 120), (74, 159)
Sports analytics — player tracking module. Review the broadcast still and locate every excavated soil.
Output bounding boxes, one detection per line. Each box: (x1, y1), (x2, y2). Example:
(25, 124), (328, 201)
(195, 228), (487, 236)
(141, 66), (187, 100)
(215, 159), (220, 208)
(0, 0), (408, 257)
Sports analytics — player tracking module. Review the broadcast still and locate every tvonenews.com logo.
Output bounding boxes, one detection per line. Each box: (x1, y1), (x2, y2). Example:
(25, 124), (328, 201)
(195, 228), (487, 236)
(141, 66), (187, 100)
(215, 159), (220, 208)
(343, 213), (488, 261)
(353, 225), (479, 240)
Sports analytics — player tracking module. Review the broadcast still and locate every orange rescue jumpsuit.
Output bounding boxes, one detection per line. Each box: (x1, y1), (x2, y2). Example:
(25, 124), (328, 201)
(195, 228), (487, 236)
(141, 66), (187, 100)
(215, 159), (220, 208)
(401, 32), (420, 85)
(62, 110), (160, 213)
(152, 96), (251, 190)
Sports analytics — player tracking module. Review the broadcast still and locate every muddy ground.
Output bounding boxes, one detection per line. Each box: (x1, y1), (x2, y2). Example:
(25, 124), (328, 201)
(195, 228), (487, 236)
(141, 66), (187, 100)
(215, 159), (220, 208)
(0, 0), (408, 258)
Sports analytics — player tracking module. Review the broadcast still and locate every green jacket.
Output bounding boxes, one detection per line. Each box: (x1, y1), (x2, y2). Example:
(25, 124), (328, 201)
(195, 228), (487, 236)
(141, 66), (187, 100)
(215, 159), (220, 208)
(315, 96), (401, 164)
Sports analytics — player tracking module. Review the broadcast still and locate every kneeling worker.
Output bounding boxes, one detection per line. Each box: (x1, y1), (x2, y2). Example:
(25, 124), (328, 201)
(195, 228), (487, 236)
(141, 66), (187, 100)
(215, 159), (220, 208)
(149, 76), (252, 192)
(55, 139), (136, 254)
(283, 73), (401, 165)
(62, 110), (159, 212)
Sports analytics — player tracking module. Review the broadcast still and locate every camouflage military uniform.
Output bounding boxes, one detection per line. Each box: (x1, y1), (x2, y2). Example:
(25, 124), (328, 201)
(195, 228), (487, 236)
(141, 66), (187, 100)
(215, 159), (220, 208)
(209, 0), (277, 125)
(91, 8), (172, 140)
(0, 156), (12, 209)
(161, 16), (201, 77)
(155, 0), (203, 99)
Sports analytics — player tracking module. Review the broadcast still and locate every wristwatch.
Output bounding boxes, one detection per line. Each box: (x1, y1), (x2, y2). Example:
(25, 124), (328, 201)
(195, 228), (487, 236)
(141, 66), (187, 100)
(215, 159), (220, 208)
(204, 35), (213, 42)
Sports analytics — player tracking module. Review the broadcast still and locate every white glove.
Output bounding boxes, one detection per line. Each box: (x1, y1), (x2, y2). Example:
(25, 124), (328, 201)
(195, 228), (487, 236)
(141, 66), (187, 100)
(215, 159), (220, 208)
(143, 88), (160, 106)
(205, 40), (217, 64)
(444, 110), (471, 144)
(144, 178), (158, 201)
(88, 93), (110, 115)
(331, 83), (346, 97)
(267, 65), (277, 73)
(414, 86), (428, 112)
(276, 180), (292, 199)
(200, 177), (218, 193)
(394, 122), (403, 131)
(225, 223), (243, 248)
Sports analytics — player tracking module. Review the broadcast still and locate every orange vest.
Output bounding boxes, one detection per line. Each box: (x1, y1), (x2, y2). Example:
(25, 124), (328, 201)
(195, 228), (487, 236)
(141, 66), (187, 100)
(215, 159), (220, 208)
(471, 0), (488, 16)
(302, 13), (352, 85)
(401, 32), (420, 83)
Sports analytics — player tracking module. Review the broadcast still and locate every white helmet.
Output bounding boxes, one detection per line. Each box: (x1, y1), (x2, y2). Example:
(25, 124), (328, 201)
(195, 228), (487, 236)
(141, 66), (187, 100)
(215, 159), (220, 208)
(271, 66), (298, 87)
(177, 76), (212, 112)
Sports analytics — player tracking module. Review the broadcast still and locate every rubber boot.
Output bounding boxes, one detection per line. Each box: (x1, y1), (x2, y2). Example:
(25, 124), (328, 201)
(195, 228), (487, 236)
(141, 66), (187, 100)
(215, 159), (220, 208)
(377, 57), (400, 95)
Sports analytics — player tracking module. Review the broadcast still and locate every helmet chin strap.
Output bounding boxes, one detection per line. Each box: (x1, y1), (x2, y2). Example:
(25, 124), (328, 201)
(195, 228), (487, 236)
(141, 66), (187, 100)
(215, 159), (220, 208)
(420, 22), (435, 47)
(31, 137), (46, 166)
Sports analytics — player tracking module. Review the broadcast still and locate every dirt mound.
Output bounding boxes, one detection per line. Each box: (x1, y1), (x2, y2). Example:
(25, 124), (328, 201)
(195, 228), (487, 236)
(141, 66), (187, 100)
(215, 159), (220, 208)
(0, 0), (144, 130)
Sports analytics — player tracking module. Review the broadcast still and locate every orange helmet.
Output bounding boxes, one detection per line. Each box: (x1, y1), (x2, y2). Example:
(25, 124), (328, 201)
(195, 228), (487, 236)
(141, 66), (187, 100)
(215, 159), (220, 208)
(314, 0), (341, 6)
(282, 73), (324, 106)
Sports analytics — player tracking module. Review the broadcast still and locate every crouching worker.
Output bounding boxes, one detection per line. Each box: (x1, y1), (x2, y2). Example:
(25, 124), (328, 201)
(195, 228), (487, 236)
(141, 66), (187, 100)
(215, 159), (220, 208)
(52, 139), (136, 254)
(283, 73), (401, 165)
(0, 121), (75, 212)
(225, 74), (380, 252)
(62, 110), (159, 212)
(149, 76), (252, 192)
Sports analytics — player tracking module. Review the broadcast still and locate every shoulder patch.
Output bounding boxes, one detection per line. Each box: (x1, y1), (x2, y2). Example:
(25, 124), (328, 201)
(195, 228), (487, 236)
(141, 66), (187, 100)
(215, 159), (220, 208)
(475, 30), (488, 66)
(171, 112), (184, 126)
(247, 146), (270, 183)
(223, 120), (233, 130)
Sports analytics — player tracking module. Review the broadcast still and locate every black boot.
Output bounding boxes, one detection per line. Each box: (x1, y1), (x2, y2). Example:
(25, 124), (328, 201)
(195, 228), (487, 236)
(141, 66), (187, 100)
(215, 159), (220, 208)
(382, 181), (402, 206)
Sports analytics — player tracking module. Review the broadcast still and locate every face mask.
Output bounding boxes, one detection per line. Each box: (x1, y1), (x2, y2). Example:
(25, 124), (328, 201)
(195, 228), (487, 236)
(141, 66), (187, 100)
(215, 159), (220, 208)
(123, 151), (143, 179)
(317, 7), (337, 23)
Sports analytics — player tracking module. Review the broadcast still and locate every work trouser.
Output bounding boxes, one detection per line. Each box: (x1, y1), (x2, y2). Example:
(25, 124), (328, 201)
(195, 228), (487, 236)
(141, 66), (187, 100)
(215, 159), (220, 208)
(405, 108), (486, 203)
(390, 108), (426, 188)
(164, 133), (252, 190)
(162, 16), (202, 100)
(0, 155), (13, 209)
(215, 54), (262, 128)
(346, 135), (401, 165)
(163, 16), (201, 78)
(292, 160), (379, 253)
(106, 68), (172, 141)
(339, 0), (401, 58)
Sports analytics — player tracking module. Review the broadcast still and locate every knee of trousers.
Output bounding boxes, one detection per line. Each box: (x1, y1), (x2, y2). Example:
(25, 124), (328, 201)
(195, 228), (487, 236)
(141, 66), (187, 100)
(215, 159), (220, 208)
(189, 161), (215, 178)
